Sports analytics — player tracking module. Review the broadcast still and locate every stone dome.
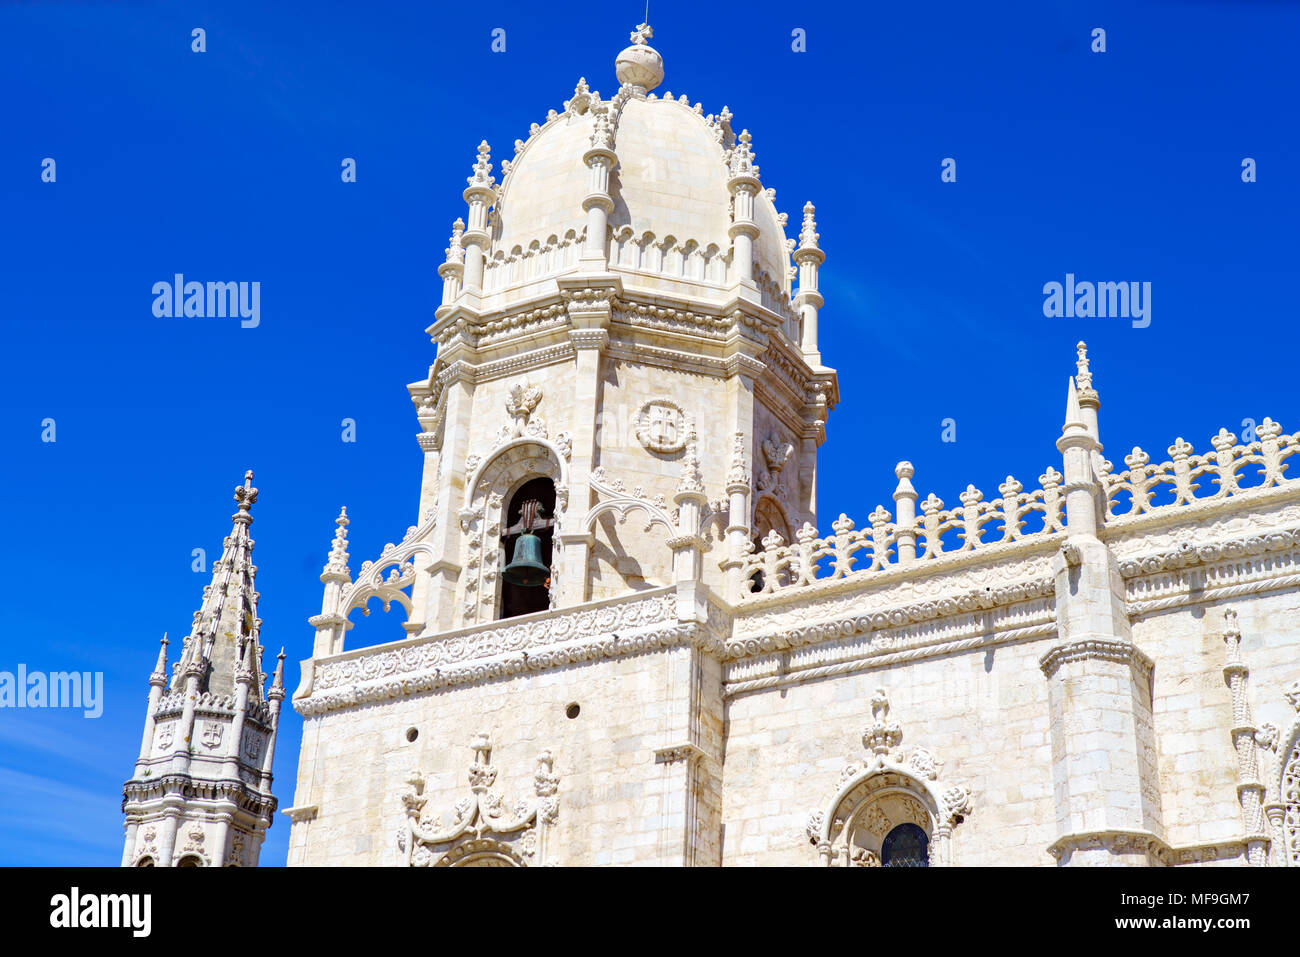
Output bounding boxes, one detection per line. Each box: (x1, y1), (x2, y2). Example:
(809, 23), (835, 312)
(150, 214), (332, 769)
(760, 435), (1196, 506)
(488, 36), (793, 294)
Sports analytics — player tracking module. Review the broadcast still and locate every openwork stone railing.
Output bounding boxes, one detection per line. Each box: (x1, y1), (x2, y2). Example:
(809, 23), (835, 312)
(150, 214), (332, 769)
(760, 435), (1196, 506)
(610, 228), (730, 285)
(1103, 418), (1299, 521)
(484, 230), (583, 292)
(741, 465), (1066, 598)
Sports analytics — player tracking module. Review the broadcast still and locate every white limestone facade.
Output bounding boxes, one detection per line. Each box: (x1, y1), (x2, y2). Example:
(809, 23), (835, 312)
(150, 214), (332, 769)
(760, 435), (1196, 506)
(277, 25), (1300, 867)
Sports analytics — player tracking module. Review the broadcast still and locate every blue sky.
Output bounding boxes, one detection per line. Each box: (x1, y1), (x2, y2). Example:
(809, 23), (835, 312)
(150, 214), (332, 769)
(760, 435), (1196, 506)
(1, 1), (1296, 866)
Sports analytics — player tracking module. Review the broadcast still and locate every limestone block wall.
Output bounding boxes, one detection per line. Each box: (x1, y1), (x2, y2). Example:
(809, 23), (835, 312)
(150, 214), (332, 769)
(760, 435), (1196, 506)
(721, 634), (1060, 866)
(1133, 587), (1300, 852)
(586, 355), (735, 599)
(290, 646), (713, 867)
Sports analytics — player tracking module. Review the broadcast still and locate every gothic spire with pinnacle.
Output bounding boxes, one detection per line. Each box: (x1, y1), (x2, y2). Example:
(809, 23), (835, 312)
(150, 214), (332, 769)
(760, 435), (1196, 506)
(171, 470), (265, 700)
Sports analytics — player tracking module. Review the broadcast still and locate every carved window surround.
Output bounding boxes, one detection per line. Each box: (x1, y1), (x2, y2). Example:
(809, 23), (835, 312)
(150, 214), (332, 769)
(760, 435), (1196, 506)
(398, 735), (559, 867)
(808, 689), (970, 867)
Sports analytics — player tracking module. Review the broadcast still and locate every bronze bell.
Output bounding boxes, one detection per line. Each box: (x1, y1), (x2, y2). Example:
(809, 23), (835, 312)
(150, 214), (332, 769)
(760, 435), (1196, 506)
(502, 497), (550, 588)
(503, 531), (549, 587)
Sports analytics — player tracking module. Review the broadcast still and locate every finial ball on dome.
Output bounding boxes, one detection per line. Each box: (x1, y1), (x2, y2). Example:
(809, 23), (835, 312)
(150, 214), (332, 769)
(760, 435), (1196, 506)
(615, 22), (663, 92)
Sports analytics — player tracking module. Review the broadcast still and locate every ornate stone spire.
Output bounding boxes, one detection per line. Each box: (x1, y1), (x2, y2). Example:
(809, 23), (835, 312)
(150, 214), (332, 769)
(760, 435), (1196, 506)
(467, 140), (495, 189)
(123, 470), (279, 868)
(1062, 376), (1087, 436)
(172, 471), (264, 699)
(793, 201), (826, 359)
(677, 418), (705, 496)
(797, 202), (821, 252)
(726, 431), (749, 489)
(148, 634), (170, 687)
(323, 507), (351, 581)
(1075, 341), (1100, 412)
(728, 130), (758, 179)
(445, 218), (465, 265)
(269, 648), (286, 701)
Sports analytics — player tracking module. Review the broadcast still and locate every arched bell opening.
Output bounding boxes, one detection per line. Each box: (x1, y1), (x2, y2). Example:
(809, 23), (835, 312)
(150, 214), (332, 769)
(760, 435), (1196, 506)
(499, 476), (557, 620)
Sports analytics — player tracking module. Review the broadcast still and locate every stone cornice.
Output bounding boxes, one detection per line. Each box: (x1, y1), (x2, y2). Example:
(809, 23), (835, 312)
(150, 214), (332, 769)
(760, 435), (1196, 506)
(1046, 830), (1252, 867)
(296, 621), (713, 716)
(122, 773), (277, 817)
(1118, 524), (1300, 619)
(283, 805), (319, 824)
(1039, 639), (1154, 680)
(725, 600), (1056, 697)
(654, 743), (707, 766)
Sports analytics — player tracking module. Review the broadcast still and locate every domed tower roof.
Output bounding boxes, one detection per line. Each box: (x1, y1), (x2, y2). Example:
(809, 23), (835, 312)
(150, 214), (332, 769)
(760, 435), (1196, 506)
(485, 24), (795, 299)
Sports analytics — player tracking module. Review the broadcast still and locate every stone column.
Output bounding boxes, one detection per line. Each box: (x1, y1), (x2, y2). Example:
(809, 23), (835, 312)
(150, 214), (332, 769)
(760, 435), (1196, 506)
(170, 659), (204, 776)
(1221, 608), (1271, 866)
(580, 110), (617, 267)
(120, 823), (139, 866)
(210, 813), (232, 867)
(555, 278), (617, 607)
(720, 431), (752, 601)
(156, 808), (181, 868)
(422, 368), (475, 631)
(652, 646), (723, 866)
(726, 131), (760, 293)
(1042, 377), (1164, 865)
(438, 219), (465, 305)
(460, 141), (497, 296)
(793, 202), (825, 364)
(893, 462), (918, 564)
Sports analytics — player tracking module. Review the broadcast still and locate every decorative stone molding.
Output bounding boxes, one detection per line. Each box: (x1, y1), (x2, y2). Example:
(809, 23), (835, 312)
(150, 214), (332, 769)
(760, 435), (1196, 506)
(1219, 607), (1271, 865)
(283, 805), (318, 824)
(730, 573), (1056, 658)
(1046, 832), (1252, 867)
(298, 621), (710, 716)
(399, 734), (559, 867)
(1274, 674), (1300, 866)
(1120, 524), (1300, 618)
(1047, 830), (1172, 867)
(585, 466), (675, 535)
(808, 688), (970, 867)
(317, 589), (675, 690)
(504, 382), (543, 435)
(337, 512), (440, 625)
(757, 434), (793, 499)
(1039, 639), (1154, 680)
(654, 743), (706, 766)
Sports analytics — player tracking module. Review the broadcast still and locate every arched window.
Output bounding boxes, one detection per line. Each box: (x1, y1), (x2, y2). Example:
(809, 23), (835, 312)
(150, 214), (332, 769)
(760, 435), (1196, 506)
(499, 477), (556, 620)
(881, 822), (930, 867)
(176, 855), (203, 867)
(135, 856), (155, 867)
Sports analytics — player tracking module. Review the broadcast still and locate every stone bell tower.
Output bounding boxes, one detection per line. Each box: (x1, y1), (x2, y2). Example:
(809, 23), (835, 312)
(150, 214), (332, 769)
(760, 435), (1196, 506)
(310, 23), (839, 648)
(122, 472), (284, 866)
